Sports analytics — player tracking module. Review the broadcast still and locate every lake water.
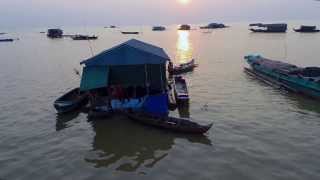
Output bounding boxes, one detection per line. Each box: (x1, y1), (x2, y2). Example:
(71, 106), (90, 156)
(1, 22), (320, 180)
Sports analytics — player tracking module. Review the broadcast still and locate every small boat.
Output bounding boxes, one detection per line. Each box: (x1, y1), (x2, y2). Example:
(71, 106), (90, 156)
(121, 31), (139, 34)
(174, 76), (189, 102)
(127, 112), (213, 134)
(169, 59), (197, 75)
(54, 88), (89, 114)
(249, 23), (287, 33)
(72, 35), (98, 40)
(39, 31), (46, 34)
(200, 23), (228, 29)
(152, 26), (166, 31)
(294, 26), (320, 33)
(0, 38), (14, 42)
(178, 24), (191, 30)
(0, 32), (7, 35)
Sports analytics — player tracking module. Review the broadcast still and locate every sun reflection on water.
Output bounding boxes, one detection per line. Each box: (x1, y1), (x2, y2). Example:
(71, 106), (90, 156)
(176, 30), (193, 64)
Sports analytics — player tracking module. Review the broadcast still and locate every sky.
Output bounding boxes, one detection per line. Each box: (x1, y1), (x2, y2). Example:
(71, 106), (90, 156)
(1, 0), (320, 28)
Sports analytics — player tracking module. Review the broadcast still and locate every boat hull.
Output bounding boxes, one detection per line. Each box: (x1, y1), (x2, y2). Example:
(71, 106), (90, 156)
(294, 29), (320, 33)
(127, 112), (212, 134)
(250, 29), (286, 33)
(244, 67), (320, 100)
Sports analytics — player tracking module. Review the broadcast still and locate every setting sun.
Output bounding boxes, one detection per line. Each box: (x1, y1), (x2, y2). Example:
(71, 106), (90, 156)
(178, 0), (191, 5)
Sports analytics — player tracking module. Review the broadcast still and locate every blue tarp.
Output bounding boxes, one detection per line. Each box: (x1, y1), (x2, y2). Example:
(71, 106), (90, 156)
(80, 66), (109, 91)
(80, 39), (170, 66)
(142, 94), (169, 116)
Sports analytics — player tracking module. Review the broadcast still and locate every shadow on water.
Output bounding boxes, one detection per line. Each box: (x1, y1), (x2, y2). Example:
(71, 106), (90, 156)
(55, 110), (82, 131)
(244, 72), (320, 115)
(85, 115), (212, 172)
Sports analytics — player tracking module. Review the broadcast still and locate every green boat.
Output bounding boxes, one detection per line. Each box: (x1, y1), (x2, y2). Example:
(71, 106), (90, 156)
(244, 55), (320, 99)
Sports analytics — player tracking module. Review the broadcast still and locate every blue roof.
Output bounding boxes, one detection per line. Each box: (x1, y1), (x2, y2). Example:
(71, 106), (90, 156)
(81, 39), (170, 66)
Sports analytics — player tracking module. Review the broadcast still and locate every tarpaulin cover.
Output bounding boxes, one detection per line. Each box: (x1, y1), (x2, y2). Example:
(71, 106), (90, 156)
(142, 94), (169, 116)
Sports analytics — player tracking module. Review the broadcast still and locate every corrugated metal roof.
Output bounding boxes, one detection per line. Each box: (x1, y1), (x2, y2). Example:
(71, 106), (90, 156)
(81, 39), (170, 66)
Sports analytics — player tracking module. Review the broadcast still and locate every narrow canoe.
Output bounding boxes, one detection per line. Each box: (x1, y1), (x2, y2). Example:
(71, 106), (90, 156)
(127, 112), (213, 134)
(54, 88), (89, 114)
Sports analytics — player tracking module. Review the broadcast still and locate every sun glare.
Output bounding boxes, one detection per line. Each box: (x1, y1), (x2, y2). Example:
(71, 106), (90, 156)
(178, 0), (191, 5)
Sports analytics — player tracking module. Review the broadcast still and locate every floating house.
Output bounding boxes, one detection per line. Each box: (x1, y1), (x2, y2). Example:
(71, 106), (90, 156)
(79, 39), (171, 115)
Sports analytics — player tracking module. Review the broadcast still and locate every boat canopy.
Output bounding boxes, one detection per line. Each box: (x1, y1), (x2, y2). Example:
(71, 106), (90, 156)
(300, 26), (317, 31)
(80, 39), (170, 91)
(81, 39), (170, 66)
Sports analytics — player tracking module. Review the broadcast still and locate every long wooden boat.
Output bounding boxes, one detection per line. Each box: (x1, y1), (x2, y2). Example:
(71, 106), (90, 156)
(127, 112), (213, 134)
(121, 31), (139, 35)
(169, 59), (197, 75)
(174, 76), (189, 102)
(294, 26), (320, 33)
(245, 55), (320, 99)
(249, 23), (287, 33)
(54, 88), (89, 114)
(0, 38), (14, 42)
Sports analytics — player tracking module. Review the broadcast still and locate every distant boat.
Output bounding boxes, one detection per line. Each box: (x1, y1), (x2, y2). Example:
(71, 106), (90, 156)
(245, 54), (320, 100)
(169, 59), (197, 75)
(72, 35), (98, 40)
(200, 23), (228, 29)
(54, 88), (89, 114)
(127, 112), (213, 134)
(121, 31), (139, 34)
(39, 31), (46, 34)
(104, 25), (117, 28)
(178, 24), (191, 30)
(47, 29), (63, 38)
(0, 32), (7, 35)
(294, 25), (320, 33)
(0, 38), (14, 42)
(152, 26), (166, 31)
(249, 23), (287, 33)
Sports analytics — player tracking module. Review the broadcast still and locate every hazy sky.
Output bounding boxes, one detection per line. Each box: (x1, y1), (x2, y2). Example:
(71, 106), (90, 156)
(1, 0), (320, 28)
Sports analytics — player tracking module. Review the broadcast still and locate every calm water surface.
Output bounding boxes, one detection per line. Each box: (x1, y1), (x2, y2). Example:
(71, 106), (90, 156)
(1, 23), (320, 180)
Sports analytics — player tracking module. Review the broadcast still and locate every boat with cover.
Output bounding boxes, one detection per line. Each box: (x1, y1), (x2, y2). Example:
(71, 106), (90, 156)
(200, 23), (227, 29)
(249, 23), (287, 33)
(174, 76), (189, 102)
(294, 26), (320, 33)
(54, 88), (89, 114)
(169, 59), (197, 75)
(72, 35), (98, 40)
(178, 24), (191, 30)
(245, 55), (320, 99)
(127, 112), (212, 134)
